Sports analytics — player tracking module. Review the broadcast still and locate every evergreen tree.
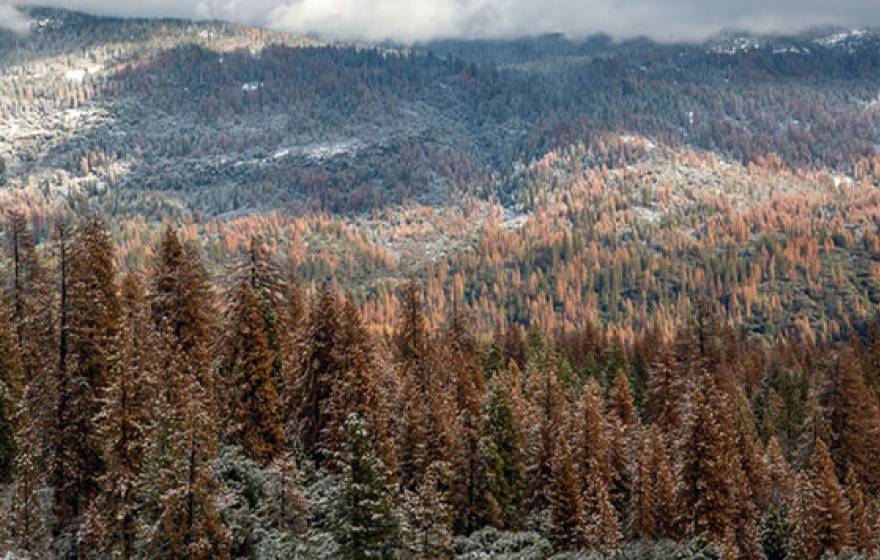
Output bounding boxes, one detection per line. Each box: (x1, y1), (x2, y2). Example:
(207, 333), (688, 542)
(526, 360), (566, 511)
(219, 281), (284, 465)
(480, 371), (527, 529)
(677, 372), (734, 543)
(402, 461), (454, 560)
(293, 282), (341, 458)
(765, 436), (794, 508)
(789, 471), (820, 559)
(630, 427), (658, 540)
(845, 467), (872, 553)
(811, 439), (850, 556)
(0, 300), (22, 483)
(759, 504), (790, 560)
(442, 307), (488, 533)
(823, 347), (880, 492)
(81, 273), (153, 559)
(323, 294), (395, 473)
(146, 374), (231, 560)
(329, 413), (400, 560)
(546, 430), (586, 551)
(149, 225), (217, 401)
(610, 370), (637, 428)
(7, 383), (50, 559)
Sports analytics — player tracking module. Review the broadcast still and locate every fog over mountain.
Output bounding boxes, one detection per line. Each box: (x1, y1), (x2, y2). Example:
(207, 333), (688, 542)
(4, 0), (880, 42)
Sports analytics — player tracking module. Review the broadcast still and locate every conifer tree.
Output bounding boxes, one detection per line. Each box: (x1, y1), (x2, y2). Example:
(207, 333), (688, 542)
(789, 471), (820, 560)
(811, 438), (850, 556)
(610, 370), (637, 428)
(845, 467), (872, 553)
(54, 218), (122, 536)
(480, 370), (527, 529)
(7, 383), (50, 559)
(527, 360), (566, 511)
(146, 374), (231, 560)
(442, 307), (488, 533)
(323, 294), (395, 473)
(329, 413), (400, 560)
(293, 281), (342, 458)
(81, 273), (153, 559)
(219, 281), (284, 465)
(765, 436), (794, 508)
(0, 301), (22, 483)
(629, 428), (658, 540)
(645, 341), (681, 435)
(652, 429), (677, 540)
(823, 347), (880, 491)
(677, 372), (734, 543)
(546, 430), (586, 551)
(402, 461), (454, 560)
(149, 225), (217, 401)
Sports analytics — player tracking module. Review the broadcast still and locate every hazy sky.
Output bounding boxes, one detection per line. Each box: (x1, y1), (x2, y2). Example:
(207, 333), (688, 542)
(2, 0), (879, 42)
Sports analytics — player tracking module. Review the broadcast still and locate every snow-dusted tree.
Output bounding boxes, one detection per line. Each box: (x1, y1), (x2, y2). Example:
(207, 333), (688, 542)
(219, 280), (284, 465)
(765, 436), (794, 508)
(442, 307), (489, 533)
(677, 372), (735, 543)
(845, 467), (872, 553)
(7, 384), (50, 559)
(609, 370), (637, 429)
(293, 281), (342, 460)
(480, 370), (527, 529)
(80, 273), (153, 559)
(823, 347), (880, 492)
(323, 294), (395, 473)
(401, 461), (454, 560)
(526, 359), (566, 511)
(546, 429), (586, 551)
(52, 218), (122, 550)
(149, 224), (217, 404)
(328, 413), (400, 560)
(145, 373), (231, 560)
(811, 438), (850, 556)
(0, 300), (22, 483)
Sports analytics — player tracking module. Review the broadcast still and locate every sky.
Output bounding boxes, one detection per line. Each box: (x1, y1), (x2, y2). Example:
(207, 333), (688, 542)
(2, 0), (880, 43)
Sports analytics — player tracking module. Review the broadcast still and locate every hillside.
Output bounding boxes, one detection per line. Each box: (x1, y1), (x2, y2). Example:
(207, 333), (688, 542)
(3, 7), (880, 340)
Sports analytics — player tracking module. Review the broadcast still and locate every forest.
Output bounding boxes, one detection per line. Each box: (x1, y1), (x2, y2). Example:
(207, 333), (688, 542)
(1, 213), (880, 559)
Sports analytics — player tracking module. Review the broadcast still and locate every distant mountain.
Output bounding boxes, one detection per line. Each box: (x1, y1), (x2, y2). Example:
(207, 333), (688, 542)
(4, 7), (880, 337)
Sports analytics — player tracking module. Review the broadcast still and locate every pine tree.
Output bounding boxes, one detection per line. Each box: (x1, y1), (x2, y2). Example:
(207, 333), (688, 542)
(629, 427), (658, 540)
(266, 447), (310, 536)
(811, 438), (850, 556)
(527, 360), (566, 511)
(323, 294), (395, 473)
(0, 300), (22, 483)
(823, 346), (880, 492)
(7, 383), (50, 558)
(329, 413), (400, 560)
(677, 372), (734, 543)
(402, 461), (454, 560)
(789, 471), (820, 559)
(81, 273), (153, 559)
(146, 374), (231, 560)
(645, 340), (682, 434)
(442, 307), (488, 533)
(53, 218), (122, 540)
(293, 281), (342, 458)
(610, 370), (637, 428)
(765, 436), (794, 508)
(569, 378), (621, 544)
(759, 504), (790, 560)
(149, 225), (217, 401)
(480, 370), (527, 530)
(845, 467), (872, 553)
(652, 429), (677, 540)
(546, 430), (586, 551)
(219, 281), (284, 465)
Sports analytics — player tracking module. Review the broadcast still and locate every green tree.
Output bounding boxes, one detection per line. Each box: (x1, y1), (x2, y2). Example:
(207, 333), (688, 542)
(329, 413), (400, 560)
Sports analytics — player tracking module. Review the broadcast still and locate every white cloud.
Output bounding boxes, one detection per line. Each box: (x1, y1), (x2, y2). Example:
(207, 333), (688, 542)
(10, 0), (880, 43)
(0, 3), (32, 34)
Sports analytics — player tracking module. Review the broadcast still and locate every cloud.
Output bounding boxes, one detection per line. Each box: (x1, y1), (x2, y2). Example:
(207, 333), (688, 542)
(0, 3), (32, 34)
(11, 0), (880, 43)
